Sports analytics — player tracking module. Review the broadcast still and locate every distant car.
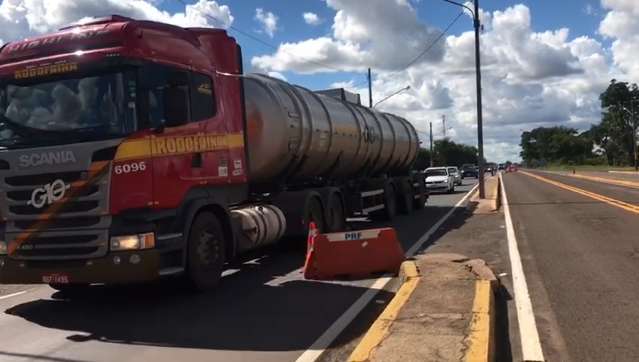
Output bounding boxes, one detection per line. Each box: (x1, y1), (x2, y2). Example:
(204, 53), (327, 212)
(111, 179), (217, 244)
(507, 164), (518, 172)
(425, 167), (455, 193)
(448, 166), (462, 186)
(461, 164), (478, 178)
(498, 163), (506, 170)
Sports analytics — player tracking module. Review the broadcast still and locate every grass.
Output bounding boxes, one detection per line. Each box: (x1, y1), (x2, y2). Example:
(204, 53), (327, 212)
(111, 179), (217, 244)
(539, 164), (638, 172)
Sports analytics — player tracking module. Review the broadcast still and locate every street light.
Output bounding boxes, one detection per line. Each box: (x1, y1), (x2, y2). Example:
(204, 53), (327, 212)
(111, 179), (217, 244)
(373, 85), (411, 108)
(442, 0), (485, 198)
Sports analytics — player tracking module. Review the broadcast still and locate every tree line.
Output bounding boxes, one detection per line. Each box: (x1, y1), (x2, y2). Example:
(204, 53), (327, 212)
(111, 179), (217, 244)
(521, 79), (639, 167)
(413, 138), (479, 170)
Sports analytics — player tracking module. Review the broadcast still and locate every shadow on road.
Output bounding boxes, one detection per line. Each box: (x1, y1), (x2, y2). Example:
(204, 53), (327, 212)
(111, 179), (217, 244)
(3, 204), (476, 354)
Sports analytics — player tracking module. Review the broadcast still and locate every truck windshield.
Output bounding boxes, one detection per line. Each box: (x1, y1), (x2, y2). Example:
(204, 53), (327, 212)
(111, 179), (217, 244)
(0, 69), (136, 148)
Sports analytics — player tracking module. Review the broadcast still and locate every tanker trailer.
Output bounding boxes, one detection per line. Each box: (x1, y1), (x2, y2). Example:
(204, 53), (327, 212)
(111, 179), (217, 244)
(233, 74), (427, 243)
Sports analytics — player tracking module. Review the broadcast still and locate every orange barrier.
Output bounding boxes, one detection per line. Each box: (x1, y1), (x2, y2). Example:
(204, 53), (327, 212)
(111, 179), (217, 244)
(303, 223), (405, 280)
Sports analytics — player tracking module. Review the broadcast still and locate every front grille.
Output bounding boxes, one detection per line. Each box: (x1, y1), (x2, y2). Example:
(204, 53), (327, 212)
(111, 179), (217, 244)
(9, 200), (100, 215)
(2, 166), (110, 260)
(14, 217), (102, 230)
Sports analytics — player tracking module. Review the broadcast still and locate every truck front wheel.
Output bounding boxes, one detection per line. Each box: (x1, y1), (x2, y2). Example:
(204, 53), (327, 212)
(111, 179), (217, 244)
(187, 212), (226, 292)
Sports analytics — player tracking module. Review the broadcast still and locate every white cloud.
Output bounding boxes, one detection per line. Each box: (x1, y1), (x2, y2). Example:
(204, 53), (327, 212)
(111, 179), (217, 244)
(251, 2), (613, 162)
(252, 0), (444, 73)
(0, 0), (233, 44)
(254, 8), (278, 38)
(303, 12), (322, 26)
(600, 0), (639, 81)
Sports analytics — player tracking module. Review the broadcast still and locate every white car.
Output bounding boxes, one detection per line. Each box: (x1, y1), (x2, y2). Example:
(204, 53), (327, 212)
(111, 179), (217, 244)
(448, 166), (462, 186)
(425, 167), (455, 193)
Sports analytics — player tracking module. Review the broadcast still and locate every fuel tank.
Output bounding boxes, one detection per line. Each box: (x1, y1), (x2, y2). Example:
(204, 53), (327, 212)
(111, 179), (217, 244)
(243, 74), (419, 184)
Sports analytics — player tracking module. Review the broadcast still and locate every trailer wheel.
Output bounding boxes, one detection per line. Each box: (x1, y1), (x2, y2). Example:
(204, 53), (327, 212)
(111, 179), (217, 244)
(305, 197), (326, 233)
(414, 177), (427, 210)
(380, 183), (397, 221)
(397, 178), (414, 215)
(326, 193), (346, 232)
(187, 212), (226, 292)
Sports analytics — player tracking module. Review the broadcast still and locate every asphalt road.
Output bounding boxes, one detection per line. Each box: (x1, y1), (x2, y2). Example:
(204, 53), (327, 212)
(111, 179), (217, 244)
(0, 180), (477, 362)
(503, 171), (639, 362)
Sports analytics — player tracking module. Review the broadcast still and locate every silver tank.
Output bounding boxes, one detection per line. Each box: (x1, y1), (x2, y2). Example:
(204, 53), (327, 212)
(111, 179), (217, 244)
(243, 74), (419, 184)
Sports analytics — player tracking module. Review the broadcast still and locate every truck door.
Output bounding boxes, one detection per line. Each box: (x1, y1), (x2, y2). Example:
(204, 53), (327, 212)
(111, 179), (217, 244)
(139, 64), (208, 210)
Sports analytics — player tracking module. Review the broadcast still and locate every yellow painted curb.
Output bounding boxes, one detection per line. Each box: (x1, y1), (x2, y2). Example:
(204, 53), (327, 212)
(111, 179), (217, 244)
(348, 261), (420, 362)
(464, 279), (495, 362)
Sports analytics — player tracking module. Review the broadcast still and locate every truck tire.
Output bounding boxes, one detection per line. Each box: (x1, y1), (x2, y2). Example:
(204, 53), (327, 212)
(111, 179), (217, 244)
(305, 197), (326, 233)
(187, 212), (226, 292)
(49, 283), (90, 295)
(375, 182), (397, 221)
(397, 178), (413, 215)
(413, 177), (427, 210)
(325, 193), (346, 232)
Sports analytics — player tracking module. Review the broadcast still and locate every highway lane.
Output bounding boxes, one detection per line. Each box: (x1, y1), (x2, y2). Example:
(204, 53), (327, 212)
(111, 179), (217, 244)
(503, 171), (639, 361)
(0, 180), (477, 362)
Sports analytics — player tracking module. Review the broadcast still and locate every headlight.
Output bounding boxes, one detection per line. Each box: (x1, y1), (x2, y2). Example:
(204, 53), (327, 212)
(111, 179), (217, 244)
(110, 233), (155, 251)
(0, 240), (6, 255)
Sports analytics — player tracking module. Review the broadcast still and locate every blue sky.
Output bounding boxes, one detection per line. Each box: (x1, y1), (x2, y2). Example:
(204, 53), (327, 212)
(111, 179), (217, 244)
(159, 0), (610, 91)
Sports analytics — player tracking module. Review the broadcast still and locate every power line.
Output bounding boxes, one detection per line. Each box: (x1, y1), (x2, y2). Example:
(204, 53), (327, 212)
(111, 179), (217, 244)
(172, 0), (347, 74)
(350, 10), (465, 90)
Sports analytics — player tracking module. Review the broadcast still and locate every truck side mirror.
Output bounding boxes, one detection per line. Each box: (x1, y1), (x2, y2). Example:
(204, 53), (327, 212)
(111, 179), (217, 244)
(163, 86), (189, 127)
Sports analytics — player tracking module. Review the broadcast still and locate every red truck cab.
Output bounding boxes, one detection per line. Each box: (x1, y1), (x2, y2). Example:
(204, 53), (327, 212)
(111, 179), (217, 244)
(0, 16), (248, 290)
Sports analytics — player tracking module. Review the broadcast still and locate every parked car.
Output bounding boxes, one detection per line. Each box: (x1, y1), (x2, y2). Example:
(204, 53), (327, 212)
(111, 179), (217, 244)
(448, 166), (462, 186)
(461, 164), (478, 178)
(425, 167), (455, 193)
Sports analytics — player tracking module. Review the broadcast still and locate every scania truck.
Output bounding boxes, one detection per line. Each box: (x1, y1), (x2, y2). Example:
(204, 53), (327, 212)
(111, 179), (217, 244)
(0, 16), (426, 291)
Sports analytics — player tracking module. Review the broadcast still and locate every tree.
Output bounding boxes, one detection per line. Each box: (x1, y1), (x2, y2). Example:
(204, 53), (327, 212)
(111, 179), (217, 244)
(520, 126), (594, 165)
(593, 79), (639, 166)
(412, 139), (478, 169)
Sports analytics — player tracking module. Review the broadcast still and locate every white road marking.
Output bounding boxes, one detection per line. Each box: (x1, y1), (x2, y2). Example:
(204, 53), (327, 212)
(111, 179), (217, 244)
(296, 183), (479, 362)
(0, 290), (27, 301)
(500, 174), (545, 361)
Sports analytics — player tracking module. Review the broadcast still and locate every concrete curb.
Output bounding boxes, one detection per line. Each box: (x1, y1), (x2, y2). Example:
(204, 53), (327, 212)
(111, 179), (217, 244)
(348, 261), (420, 362)
(464, 279), (496, 362)
(348, 258), (498, 362)
(492, 175), (502, 211)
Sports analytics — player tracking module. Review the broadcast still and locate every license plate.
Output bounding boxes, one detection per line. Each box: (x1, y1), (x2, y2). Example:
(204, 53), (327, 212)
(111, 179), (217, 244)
(42, 274), (70, 284)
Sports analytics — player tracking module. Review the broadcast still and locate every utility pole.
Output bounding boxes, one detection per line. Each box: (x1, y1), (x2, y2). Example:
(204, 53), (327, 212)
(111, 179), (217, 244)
(442, 115), (446, 138)
(633, 100), (638, 171)
(430, 122), (434, 167)
(473, 0), (486, 198)
(368, 68), (373, 108)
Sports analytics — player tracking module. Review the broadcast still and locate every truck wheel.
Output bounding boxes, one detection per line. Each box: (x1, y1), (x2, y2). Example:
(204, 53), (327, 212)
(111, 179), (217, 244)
(325, 194), (346, 232)
(397, 179), (413, 215)
(305, 197), (326, 234)
(381, 183), (397, 221)
(413, 178), (427, 210)
(187, 212), (226, 292)
(49, 283), (90, 295)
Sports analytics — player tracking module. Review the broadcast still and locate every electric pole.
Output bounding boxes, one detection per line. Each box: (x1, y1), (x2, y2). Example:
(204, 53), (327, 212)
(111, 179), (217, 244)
(430, 122), (434, 167)
(368, 68), (373, 108)
(474, 0), (485, 198)
(442, 115), (446, 138)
